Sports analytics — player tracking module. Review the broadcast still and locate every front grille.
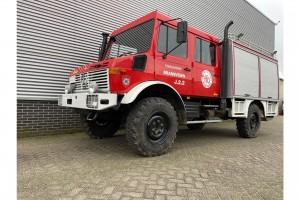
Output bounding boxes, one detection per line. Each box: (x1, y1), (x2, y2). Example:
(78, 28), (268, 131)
(74, 68), (109, 93)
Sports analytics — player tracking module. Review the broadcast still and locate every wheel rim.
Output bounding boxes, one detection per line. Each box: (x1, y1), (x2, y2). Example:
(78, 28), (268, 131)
(250, 113), (259, 131)
(147, 113), (169, 141)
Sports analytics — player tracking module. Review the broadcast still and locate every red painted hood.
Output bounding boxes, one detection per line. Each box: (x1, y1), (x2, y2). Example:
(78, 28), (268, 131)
(69, 60), (112, 76)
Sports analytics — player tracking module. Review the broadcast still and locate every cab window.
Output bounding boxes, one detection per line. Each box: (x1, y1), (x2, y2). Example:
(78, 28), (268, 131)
(158, 24), (187, 58)
(194, 38), (216, 66)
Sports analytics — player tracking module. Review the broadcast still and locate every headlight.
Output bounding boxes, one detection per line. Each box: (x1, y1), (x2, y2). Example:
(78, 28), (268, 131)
(65, 84), (74, 94)
(88, 81), (98, 94)
(69, 76), (76, 83)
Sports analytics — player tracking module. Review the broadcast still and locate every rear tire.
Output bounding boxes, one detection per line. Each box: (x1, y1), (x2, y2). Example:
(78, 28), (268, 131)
(80, 114), (121, 139)
(126, 97), (178, 156)
(236, 104), (261, 138)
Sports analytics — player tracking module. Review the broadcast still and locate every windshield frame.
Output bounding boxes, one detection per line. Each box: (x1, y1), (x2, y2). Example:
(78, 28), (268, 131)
(104, 18), (155, 60)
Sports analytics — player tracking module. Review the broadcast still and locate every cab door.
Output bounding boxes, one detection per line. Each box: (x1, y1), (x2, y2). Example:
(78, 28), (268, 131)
(154, 23), (192, 96)
(191, 36), (220, 97)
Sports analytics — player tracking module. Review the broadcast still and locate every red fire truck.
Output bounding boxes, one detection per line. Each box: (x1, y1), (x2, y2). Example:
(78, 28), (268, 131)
(58, 11), (279, 156)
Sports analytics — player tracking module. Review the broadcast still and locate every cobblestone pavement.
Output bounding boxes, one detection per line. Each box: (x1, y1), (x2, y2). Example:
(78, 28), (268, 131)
(18, 116), (283, 200)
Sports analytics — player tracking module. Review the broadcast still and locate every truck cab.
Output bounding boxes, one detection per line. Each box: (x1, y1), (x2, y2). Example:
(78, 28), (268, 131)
(59, 11), (279, 156)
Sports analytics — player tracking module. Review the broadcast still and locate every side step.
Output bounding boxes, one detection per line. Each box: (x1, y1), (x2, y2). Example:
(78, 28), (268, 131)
(186, 119), (222, 124)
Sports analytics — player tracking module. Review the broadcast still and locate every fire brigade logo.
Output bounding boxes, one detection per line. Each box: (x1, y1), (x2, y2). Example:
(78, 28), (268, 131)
(201, 70), (212, 88)
(122, 76), (131, 87)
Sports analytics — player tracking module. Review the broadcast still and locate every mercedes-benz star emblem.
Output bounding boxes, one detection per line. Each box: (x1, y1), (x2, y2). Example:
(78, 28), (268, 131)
(80, 73), (89, 89)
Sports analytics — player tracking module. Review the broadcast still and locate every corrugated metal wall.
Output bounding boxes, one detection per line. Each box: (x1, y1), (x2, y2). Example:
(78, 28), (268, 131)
(17, 0), (275, 100)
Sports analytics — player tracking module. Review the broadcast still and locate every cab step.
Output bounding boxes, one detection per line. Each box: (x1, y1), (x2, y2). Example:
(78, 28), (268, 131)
(186, 119), (222, 124)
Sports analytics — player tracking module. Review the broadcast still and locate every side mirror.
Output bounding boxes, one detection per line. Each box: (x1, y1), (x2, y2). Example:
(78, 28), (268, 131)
(177, 21), (188, 43)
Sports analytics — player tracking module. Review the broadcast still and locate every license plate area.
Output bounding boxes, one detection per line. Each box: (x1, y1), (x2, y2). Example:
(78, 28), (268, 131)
(87, 95), (98, 108)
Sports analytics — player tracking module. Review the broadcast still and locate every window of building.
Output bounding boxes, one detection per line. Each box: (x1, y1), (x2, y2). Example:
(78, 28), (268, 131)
(194, 38), (216, 66)
(157, 24), (187, 58)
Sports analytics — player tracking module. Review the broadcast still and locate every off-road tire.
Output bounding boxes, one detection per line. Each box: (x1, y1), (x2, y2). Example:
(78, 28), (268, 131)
(126, 97), (178, 156)
(80, 114), (121, 139)
(187, 123), (205, 130)
(236, 104), (261, 138)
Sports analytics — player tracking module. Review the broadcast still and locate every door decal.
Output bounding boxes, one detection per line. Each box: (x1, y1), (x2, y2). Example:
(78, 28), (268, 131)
(201, 70), (212, 88)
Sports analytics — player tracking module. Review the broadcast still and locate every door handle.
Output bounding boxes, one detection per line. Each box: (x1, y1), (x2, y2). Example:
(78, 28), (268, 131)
(214, 74), (219, 77)
(184, 67), (191, 72)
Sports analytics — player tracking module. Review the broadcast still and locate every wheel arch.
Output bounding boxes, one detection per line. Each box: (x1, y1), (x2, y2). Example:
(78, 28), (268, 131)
(121, 81), (186, 124)
(250, 100), (266, 120)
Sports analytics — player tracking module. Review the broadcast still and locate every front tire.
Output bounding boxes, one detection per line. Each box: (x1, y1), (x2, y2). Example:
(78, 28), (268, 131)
(126, 97), (178, 156)
(236, 104), (261, 138)
(80, 114), (121, 139)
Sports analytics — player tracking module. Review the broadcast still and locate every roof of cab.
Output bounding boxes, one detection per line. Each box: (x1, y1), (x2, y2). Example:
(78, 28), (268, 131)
(110, 11), (220, 43)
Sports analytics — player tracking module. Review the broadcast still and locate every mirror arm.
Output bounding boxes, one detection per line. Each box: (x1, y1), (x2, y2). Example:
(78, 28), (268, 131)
(161, 18), (182, 25)
(162, 43), (182, 59)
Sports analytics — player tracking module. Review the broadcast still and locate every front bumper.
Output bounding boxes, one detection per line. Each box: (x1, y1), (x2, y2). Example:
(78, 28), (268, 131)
(58, 93), (118, 110)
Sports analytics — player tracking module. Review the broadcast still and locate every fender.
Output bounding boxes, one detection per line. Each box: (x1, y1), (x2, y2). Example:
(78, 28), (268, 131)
(121, 81), (185, 107)
(231, 99), (268, 119)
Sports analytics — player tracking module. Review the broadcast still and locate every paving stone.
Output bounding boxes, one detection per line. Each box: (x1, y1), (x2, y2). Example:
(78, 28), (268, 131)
(103, 186), (115, 195)
(214, 169), (223, 174)
(195, 181), (205, 188)
(155, 195), (166, 200)
(184, 176), (193, 184)
(177, 183), (194, 188)
(73, 194), (87, 200)
(124, 192), (143, 198)
(200, 172), (210, 179)
(128, 180), (138, 187)
(166, 182), (176, 190)
(156, 189), (176, 195)
(167, 196), (186, 200)
(111, 191), (122, 199)
(177, 188), (187, 196)
(146, 184), (165, 190)
(66, 188), (83, 196)
(169, 179), (185, 183)
(145, 189), (155, 199)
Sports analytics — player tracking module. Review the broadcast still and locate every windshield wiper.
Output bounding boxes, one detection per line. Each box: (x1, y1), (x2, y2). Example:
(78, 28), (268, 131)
(118, 51), (135, 57)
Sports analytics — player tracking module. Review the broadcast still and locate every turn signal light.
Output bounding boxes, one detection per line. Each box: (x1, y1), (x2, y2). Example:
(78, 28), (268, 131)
(109, 68), (126, 75)
(109, 68), (120, 75)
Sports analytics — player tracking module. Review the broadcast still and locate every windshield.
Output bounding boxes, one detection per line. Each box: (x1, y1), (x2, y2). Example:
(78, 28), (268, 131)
(105, 19), (154, 59)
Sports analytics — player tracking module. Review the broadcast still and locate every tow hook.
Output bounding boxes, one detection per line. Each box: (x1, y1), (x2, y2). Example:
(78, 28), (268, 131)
(87, 111), (98, 121)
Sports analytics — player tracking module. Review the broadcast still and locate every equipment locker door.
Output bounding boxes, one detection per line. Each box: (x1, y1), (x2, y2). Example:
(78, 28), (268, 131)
(191, 36), (220, 97)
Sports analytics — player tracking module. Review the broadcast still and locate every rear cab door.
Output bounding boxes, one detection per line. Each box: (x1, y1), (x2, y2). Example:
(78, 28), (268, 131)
(154, 22), (192, 96)
(191, 35), (220, 98)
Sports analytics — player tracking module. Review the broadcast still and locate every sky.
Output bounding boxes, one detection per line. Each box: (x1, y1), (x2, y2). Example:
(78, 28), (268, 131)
(247, 0), (283, 78)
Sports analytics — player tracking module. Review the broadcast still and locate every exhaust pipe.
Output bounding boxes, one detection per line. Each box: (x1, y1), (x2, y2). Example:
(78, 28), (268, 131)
(98, 32), (109, 61)
(220, 20), (233, 109)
